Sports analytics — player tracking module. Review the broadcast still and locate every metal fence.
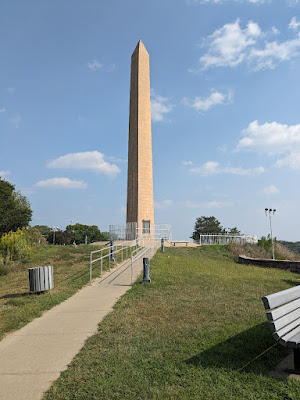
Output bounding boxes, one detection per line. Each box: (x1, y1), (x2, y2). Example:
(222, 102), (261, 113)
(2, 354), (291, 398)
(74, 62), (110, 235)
(109, 223), (172, 241)
(199, 234), (258, 246)
(89, 237), (161, 283)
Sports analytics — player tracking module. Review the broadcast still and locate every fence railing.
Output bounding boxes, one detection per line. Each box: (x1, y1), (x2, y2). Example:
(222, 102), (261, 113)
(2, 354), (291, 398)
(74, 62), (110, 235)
(89, 237), (160, 282)
(199, 234), (258, 246)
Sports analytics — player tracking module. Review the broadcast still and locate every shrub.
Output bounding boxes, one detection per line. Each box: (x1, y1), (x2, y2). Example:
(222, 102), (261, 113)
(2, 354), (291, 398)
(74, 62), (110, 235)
(0, 228), (31, 264)
(27, 227), (47, 246)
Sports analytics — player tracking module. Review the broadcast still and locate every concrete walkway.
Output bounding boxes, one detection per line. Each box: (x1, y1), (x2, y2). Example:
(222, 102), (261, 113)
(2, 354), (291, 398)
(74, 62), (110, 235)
(0, 246), (158, 400)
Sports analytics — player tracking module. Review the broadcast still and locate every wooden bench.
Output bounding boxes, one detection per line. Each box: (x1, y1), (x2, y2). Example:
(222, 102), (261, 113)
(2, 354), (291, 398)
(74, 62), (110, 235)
(262, 285), (300, 372)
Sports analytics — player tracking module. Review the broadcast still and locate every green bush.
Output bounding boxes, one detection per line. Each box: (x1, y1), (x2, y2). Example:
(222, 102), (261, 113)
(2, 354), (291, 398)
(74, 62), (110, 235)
(0, 228), (31, 264)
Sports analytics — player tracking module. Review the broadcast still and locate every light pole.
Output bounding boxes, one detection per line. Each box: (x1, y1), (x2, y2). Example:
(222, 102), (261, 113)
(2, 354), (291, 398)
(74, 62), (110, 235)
(265, 208), (276, 260)
(52, 226), (59, 245)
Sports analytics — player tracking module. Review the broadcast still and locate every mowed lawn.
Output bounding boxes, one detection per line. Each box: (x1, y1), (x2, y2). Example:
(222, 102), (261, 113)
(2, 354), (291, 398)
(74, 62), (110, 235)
(0, 245), (106, 340)
(44, 246), (300, 400)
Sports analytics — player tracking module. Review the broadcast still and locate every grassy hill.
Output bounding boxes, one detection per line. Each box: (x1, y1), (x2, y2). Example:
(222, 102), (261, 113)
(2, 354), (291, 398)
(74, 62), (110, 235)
(43, 246), (300, 400)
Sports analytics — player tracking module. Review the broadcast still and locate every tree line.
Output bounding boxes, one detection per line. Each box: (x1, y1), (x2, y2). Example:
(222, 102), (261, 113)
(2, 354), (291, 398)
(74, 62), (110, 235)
(34, 224), (109, 245)
(0, 177), (109, 246)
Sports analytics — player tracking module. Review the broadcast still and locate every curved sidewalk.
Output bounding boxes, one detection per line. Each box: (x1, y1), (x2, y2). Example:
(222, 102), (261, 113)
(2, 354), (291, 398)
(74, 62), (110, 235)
(0, 247), (158, 400)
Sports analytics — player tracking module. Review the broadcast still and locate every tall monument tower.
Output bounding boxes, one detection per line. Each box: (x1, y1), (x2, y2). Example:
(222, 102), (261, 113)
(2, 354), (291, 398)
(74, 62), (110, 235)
(126, 40), (154, 238)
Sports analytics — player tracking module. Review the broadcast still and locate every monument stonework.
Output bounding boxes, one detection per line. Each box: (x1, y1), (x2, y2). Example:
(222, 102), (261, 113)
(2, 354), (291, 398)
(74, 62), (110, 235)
(126, 40), (154, 238)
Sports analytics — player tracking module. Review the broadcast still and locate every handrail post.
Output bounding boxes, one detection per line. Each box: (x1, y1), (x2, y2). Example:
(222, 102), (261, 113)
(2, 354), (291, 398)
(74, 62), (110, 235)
(90, 252), (92, 282)
(131, 253), (133, 285)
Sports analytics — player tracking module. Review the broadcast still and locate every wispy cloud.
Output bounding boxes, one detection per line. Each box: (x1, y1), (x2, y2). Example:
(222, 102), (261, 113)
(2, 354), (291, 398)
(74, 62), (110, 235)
(0, 170), (10, 178)
(184, 200), (234, 209)
(154, 200), (173, 209)
(183, 90), (232, 112)
(261, 185), (279, 195)
(35, 177), (87, 189)
(289, 17), (300, 31)
(182, 160), (193, 166)
(151, 90), (174, 122)
(9, 114), (21, 128)
(0, 108), (6, 113)
(189, 161), (265, 176)
(196, 19), (300, 71)
(6, 87), (15, 94)
(47, 151), (120, 177)
(276, 152), (300, 169)
(87, 60), (103, 71)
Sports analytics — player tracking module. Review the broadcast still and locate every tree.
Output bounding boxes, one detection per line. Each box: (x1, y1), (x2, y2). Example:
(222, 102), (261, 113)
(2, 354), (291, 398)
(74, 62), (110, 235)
(0, 178), (32, 236)
(190, 216), (224, 242)
(227, 227), (241, 235)
(65, 223), (106, 244)
(32, 225), (51, 238)
(47, 230), (72, 245)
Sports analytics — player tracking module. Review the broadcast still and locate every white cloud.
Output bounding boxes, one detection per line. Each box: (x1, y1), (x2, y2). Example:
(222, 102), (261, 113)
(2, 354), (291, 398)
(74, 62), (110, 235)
(237, 120), (300, 154)
(199, 20), (262, 69)
(189, 161), (265, 176)
(271, 26), (280, 35)
(289, 17), (300, 31)
(262, 185), (279, 195)
(184, 200), (234, 209)
(276, 152), (300, 169)
(182, 160), (193, 166)
(154, 200), (173, 209)
(237, 120), (300, 171)
(35, 178), (87, 189)
(87, 60), (103, 71)
(249, 35), (300, 70)
(198, 19), (300, 71)
(151, 90), (174, 122)
(0, 170), (10, 178)
(47, 151), (120, 177)
(0, 108), (6, 113)
(9, 114), (21, 128)
(183, 90), (232, 112)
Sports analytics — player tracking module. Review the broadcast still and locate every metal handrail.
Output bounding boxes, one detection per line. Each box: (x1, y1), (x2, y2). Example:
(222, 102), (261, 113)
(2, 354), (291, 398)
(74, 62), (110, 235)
(89, 237), (154, 282)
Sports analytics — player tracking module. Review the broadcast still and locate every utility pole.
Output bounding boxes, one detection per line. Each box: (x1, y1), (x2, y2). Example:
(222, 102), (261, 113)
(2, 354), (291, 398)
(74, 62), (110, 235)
(265, 208), (276, 260)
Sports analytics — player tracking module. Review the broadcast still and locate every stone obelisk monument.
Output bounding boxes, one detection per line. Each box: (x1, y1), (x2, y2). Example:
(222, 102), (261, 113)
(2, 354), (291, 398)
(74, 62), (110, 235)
(126, 40), (154, 239)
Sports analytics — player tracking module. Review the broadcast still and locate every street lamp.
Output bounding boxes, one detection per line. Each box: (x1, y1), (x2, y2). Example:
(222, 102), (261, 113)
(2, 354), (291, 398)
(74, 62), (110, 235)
(265, 208), (276, 260)
(52, 226), (59, 245)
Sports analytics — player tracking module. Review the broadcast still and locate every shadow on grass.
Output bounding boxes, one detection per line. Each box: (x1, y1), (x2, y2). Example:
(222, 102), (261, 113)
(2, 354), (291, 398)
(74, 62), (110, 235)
(283, 280), (300, 287)
(185, 322), (289, 375)
(1, 291), (39, 299)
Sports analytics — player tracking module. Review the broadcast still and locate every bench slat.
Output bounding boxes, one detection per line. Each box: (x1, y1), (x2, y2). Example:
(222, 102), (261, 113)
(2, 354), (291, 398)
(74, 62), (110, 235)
(267, 298), (300, 321)
(269, 308), (300, 332)
(274, 323), (300, 345)
(286, 331), (300, 348)
(262, 286), (300, 310)
(273, 317), (300, 340)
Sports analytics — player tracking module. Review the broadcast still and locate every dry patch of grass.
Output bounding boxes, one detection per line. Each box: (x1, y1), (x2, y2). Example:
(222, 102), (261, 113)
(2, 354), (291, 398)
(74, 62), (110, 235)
(228, 242), (300, 261)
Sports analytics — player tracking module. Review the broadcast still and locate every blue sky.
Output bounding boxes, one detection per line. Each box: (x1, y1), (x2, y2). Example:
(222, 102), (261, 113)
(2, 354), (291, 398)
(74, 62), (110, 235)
(1, 0), (300, 241)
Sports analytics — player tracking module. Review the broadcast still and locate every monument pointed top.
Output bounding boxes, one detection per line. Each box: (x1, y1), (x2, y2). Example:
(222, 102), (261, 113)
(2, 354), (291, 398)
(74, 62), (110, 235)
(132, 39), (148, 56)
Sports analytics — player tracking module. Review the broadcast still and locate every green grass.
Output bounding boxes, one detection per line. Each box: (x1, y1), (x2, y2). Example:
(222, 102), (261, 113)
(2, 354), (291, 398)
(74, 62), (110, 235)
(43, 246), (300, 400)
(0, 244), (114, 340)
